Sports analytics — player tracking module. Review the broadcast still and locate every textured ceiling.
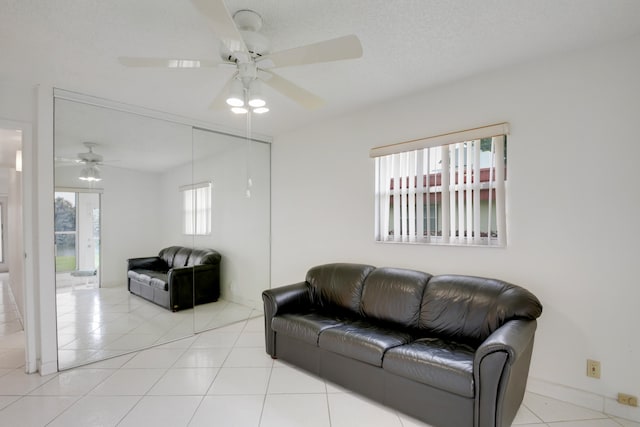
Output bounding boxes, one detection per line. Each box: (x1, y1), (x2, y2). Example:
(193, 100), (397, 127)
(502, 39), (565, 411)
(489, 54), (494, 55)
(2, 0), (640, 139)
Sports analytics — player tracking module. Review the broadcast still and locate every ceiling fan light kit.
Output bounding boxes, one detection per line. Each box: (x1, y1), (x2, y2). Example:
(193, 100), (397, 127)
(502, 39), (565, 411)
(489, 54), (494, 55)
(226, 79), (245, 107)
(248, 80), (266, 108)
(119, 0), (364, 115)
(231, 106), (248, 114)
(227, 79), (269, 114)
(226, 76), (268, 114)
(79, 165), (101, 182)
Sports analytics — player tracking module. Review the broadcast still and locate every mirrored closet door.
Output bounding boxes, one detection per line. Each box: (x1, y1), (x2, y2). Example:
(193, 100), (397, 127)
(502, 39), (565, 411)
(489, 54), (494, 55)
(53, 92), (270, 370)
(191, 128), (270, 333)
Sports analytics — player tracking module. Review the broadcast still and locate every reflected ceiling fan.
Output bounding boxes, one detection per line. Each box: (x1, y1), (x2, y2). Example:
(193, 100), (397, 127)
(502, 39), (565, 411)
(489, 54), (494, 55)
(55, 142), (110, 182)
(118, 0), (363, 113)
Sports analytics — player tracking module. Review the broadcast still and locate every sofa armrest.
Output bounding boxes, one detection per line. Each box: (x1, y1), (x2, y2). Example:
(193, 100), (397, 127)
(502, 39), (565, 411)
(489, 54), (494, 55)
(193, 264), (221, 304)
(262, 282), (312, 357)
(262, 282), (312, 316)
(127, 256), (166, 271)
(168, 266), (195, 282)
(167, 266), (198, 310)
(474, 319), (538, 427)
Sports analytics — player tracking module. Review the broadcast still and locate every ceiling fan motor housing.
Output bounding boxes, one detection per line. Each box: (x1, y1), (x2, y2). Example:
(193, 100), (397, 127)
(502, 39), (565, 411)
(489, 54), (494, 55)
(80, 142), (103, 163)
(219, 31), (270, 61)
(233, 9), (262, 32)
(220, 9), (270, 61)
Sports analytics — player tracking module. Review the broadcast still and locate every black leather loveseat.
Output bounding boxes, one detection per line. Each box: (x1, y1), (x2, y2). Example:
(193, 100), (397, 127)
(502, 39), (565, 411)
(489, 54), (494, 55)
(127, 246), (221, 312)
(262, 263), (542, 427)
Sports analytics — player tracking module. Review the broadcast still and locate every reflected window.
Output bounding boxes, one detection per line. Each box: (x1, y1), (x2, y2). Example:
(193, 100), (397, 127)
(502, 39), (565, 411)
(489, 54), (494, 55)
(54, 192), (77, 271)
(182, 181), (212, 235)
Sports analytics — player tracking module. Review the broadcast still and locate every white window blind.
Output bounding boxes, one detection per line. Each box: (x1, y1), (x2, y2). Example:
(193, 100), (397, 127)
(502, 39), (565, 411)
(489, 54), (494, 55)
(372, 124), (508, 246)
(181, 181), (212, 236)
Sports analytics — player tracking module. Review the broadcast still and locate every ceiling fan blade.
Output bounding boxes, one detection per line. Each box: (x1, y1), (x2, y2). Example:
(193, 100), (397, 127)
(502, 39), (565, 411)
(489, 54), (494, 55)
(258, 34), (363, 69)
(118, 57), (220, 68)
(210, 71), (239, 110)
(55, 157), (82, 168)
(190, 0), (248, 56)
(55, 157), (81, 163)
(261, 70), (325, 110)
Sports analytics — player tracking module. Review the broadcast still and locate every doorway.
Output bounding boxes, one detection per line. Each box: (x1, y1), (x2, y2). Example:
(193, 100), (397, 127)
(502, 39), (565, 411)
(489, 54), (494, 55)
(54, 191), (101, 289)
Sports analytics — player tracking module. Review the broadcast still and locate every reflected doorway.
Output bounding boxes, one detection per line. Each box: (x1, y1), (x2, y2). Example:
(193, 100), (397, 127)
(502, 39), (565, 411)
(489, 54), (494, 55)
(54, 191), (100, 290)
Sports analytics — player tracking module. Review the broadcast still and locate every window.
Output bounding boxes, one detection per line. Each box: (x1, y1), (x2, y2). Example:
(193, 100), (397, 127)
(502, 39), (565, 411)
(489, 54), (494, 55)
(182, 181), (212, 235)
(372, 123), (508, 247)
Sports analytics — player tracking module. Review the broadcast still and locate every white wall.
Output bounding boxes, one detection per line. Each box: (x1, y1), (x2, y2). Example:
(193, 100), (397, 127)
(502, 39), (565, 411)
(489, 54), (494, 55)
(7, 170), (24, 318)
(0, 168), (8, 273)
(271, 35), (640, 420)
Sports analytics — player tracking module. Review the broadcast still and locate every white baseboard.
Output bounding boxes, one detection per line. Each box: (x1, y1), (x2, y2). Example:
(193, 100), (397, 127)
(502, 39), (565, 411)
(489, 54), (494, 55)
(605, 396), (640, 423)
(223, 294), (263, 312)
(528, 377), (640, 423)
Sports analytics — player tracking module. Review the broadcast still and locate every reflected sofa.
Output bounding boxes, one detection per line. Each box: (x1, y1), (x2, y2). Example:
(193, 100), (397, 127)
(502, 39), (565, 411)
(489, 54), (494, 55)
(127, 246), (221, 312)
(262, 263), (542, 427)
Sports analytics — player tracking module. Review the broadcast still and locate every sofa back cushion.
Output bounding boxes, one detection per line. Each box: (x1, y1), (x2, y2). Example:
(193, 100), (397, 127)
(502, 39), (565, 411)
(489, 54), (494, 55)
(187, 248), (221, 266)
(361, 267), (431, 328)
(159, 246), (181, 268)
(306, 263), (375, 314)
(420, 275), (543, 344)
(159, 246), (221, 268)
(172, 247), (192, 267)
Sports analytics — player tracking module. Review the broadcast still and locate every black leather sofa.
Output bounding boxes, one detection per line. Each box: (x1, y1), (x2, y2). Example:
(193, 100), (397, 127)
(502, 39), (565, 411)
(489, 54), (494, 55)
(127, 246), (221, 312)
(262, 263), (542, 427)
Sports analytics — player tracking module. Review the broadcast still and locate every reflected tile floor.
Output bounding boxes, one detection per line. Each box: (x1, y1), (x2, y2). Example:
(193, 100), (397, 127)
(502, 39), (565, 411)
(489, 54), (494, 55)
(2, 276), (640, 426)
(56, 284), (259, 370)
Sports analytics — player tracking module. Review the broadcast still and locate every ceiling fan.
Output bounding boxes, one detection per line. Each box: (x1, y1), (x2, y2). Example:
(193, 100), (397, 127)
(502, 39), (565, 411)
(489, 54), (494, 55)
(55, 142), (109, 181)
(118, 0), (363, 112)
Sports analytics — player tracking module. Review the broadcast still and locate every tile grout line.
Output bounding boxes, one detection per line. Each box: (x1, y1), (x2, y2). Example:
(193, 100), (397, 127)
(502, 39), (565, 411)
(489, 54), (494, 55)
(186, 317), (250, 426)
(257, 362), (275, 427)
(323, 373), (333, 427)
(522, 402), (546, 425)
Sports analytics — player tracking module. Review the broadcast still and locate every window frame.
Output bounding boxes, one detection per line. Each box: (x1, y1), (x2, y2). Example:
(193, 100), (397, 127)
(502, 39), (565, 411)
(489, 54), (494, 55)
(372, 124), (508, 247)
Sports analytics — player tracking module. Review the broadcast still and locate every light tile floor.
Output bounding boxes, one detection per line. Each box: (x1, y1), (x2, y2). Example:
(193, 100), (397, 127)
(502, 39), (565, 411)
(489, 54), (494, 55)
(56, 282), (258, 370)
(2, 278), (640, 426)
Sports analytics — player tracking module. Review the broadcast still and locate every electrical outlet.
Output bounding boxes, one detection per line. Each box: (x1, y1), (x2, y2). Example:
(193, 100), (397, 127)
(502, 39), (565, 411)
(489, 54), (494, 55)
(586, 359), (601, 379)
(618, 393), (639, 407)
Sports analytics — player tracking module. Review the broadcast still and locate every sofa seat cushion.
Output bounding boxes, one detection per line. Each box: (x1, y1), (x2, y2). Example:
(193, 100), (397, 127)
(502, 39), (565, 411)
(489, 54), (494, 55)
(272, 312), (345, 346)
(128, 270), (169, 291)
(382, 337), (476, 398)
(318, 321), (414, 367)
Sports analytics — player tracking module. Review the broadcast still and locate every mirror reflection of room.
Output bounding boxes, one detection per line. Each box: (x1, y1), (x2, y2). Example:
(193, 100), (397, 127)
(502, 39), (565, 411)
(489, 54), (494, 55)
(53, 94), (270, 370)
